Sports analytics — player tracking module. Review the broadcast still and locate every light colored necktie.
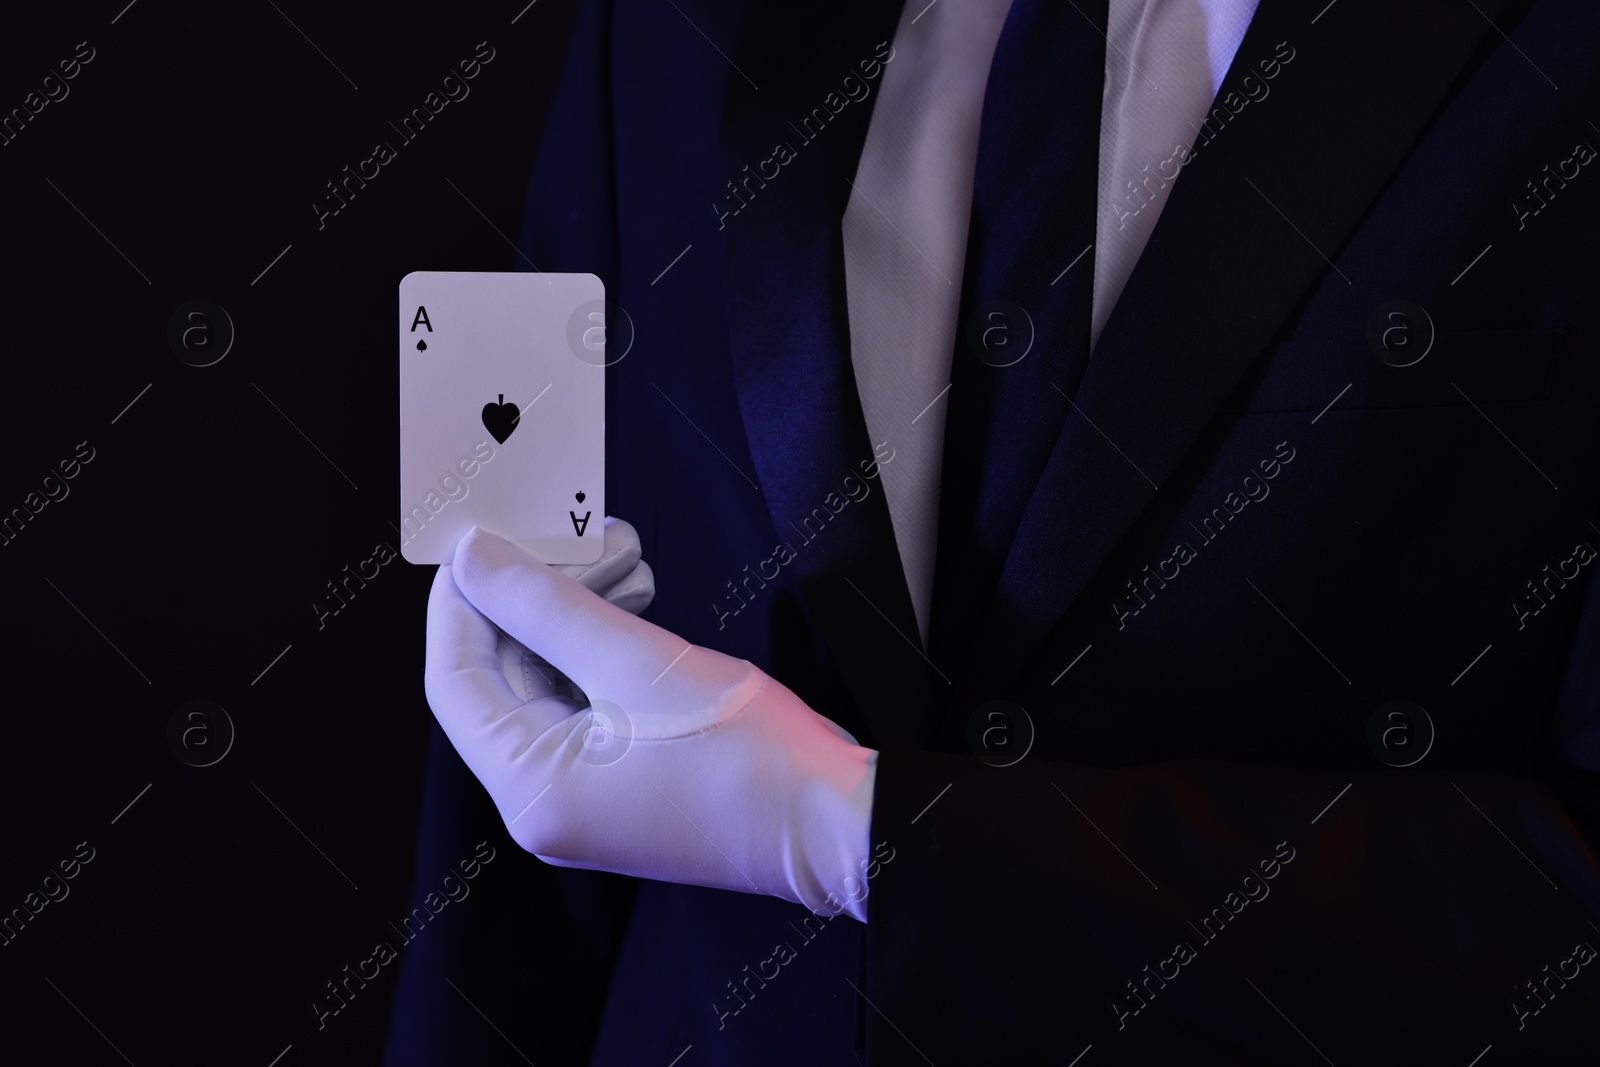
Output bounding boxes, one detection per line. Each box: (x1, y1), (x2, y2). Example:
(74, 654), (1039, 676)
(842, 0), (1016, 648)
(1093, 0), (1261, 347)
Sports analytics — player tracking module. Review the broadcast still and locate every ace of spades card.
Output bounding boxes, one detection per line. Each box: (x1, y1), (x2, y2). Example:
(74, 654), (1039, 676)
(398, 271), (605, 565)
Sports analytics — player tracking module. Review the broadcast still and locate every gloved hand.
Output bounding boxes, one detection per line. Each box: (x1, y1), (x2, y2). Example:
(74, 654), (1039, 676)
(493, 516), (656, 704)
(550, 514), (657, 615)
(425, 521), (880, 921)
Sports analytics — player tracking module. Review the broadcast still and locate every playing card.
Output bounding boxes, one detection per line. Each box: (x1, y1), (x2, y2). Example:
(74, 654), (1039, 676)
(399, 271), (605, 565)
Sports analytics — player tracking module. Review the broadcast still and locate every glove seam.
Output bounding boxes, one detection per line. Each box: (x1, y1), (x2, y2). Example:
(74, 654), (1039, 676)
(519, 649), (537, 702)
(620, 668), (770, 744)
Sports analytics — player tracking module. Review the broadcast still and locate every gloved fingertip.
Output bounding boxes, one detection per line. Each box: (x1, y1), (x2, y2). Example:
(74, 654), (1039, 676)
(455, 525), (547, 572)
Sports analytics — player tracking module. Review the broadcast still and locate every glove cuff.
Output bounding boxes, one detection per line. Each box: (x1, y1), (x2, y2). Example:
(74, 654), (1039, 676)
(788, 743), (878, 923)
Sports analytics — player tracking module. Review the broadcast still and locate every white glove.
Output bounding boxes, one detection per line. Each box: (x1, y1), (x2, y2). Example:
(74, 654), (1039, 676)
(493, 516), (657, 704)
(547, 514), (657, 615)
(425, 522), (880, 921)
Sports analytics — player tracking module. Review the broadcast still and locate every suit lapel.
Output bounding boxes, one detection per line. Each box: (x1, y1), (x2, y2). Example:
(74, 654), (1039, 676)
(955, 0), (1515, 703)
(717, 0), (936, 748)
(926, 0), (1107, 682)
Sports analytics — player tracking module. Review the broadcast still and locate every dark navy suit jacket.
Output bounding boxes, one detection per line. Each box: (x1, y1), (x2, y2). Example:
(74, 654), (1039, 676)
(387, 0), (1600, 1062)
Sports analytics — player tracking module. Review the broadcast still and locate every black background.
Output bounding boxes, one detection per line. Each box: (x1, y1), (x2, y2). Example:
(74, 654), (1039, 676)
(0, 1), (579, 1063)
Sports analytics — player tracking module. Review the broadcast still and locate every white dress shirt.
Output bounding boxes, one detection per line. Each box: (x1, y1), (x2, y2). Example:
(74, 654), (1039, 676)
(843, 0), (1260, 647)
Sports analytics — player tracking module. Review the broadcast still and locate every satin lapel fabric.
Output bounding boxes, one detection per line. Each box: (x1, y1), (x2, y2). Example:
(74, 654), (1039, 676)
(946, 0), (1516, 724)
(717, 0), (937, 749)
(928, 0), (1110, 695)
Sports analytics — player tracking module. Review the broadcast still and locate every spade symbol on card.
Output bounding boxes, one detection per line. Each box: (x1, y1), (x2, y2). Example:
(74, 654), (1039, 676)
(416, 339), (427, 351)
(482, 394), (520, 444)
(575, 491), (586, 503)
